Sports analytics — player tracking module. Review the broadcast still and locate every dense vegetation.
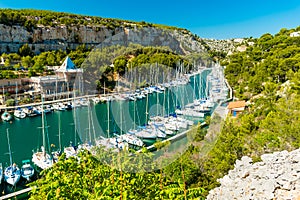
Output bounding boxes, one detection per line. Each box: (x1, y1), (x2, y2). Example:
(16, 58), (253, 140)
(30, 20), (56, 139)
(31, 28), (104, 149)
(222, 27), (300, 99)
(29, 148), (206, 199)
(113, 46), (189, 74)
(192, 27), (300, 193)
(0, 9), (187, 31)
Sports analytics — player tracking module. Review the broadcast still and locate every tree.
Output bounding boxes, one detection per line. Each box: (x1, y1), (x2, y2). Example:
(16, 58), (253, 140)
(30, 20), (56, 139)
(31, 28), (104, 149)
(113, 56), (127, 75)
(21, 56), (33, 69)
(18, 44), (33, 57)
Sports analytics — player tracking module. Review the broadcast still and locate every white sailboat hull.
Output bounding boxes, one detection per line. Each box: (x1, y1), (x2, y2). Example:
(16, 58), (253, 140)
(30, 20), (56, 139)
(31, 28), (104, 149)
(21, 164), (35, 181)
(32, 152), (53, 170)
(4, 165), (21, 186)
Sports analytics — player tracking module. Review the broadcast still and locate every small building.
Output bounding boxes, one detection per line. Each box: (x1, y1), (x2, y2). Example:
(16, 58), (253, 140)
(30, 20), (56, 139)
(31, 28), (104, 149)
(28, 56), (83, 100)
(227, 100), (246, 117)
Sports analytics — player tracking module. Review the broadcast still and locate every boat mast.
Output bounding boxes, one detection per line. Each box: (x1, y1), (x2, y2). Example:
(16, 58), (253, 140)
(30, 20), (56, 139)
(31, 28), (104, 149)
(91, 106), (96, 144)
(107, 98), (110, 138)
(156, 65), (159, 116)
(73, 90), (77, 145)
(41, 98), (46, 159)
(15, 81), (18, 105)
(58, 112), (62, 151)
(167, 68), (170, 114)
(87, 98), (92, 142)
(6, 128), (13, 166)
(2, 86), (5, 102)
(156, 90), (159, 116)
(199, 72), (202, 99)
(133, 98), (136, 130)
(133, 64), (136, 129)
(145, 92), (149, 125)
(205, 71), (209, 98)
(120, 100), (123, 134)
(193, 67), (196, 100)
(162, 71), (166, 117)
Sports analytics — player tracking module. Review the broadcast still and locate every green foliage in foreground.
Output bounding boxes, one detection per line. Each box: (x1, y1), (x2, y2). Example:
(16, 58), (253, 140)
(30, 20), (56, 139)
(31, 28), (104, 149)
(29, 150), (205, 200)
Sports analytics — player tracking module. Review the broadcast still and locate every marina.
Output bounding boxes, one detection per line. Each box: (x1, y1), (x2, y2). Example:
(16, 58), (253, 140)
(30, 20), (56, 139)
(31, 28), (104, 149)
(0, 65), (229, 196)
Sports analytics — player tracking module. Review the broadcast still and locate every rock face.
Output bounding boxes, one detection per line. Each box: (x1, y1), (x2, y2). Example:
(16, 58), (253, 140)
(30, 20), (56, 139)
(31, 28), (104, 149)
(0, 24), (206, 54)
(207, 149), (300, 200)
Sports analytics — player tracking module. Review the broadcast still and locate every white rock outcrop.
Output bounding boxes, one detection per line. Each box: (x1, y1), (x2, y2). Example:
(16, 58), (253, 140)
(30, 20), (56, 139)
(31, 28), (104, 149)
(207, 149), (300, 200)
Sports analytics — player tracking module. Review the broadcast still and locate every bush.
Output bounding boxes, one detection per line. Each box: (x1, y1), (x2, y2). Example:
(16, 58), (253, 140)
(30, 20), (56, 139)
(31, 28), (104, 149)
(5, 98), (15, 106)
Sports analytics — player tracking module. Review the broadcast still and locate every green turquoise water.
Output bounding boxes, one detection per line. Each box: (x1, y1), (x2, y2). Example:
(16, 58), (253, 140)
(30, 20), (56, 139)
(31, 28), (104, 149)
(0, 70), (210, 167)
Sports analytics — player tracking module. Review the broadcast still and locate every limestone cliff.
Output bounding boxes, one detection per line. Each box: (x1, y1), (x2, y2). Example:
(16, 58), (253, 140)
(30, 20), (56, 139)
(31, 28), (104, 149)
(0, 23), (206, 55)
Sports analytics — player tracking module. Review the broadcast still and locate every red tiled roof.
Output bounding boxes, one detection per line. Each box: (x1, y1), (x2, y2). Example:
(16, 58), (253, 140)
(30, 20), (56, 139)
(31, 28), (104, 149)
(227, 101), (246, 109)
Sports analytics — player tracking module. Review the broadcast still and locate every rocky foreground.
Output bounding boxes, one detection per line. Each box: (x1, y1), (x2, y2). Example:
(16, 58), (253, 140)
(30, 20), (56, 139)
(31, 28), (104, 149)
(207, 149), (300, 200)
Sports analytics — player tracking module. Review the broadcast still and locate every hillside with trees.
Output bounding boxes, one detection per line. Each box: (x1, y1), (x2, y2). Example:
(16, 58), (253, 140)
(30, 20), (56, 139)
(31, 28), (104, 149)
(193, 27), (300, 194)
(26, 26), (300, 199)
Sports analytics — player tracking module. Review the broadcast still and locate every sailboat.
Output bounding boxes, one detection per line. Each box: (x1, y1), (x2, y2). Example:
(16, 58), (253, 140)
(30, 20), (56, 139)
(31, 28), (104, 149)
(32, 99), (54, 170)
(21, 159), (35, 181)
(52, 111), (62, 162)
(119, 99), (144, 147)
(64, 91), (78, 158)
(1, 111), (12, 122)
(4, 128), (21, 186)
(78, 98), (94, 152)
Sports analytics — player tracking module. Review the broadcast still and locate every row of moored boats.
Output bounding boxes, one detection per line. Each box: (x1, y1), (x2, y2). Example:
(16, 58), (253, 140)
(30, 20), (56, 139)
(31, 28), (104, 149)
(0, 67), (229, 186)
(0, 129), (35, 187)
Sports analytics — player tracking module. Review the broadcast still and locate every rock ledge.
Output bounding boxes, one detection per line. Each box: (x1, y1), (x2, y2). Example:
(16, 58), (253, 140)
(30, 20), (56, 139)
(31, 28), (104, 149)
(207, 149), (300, 200)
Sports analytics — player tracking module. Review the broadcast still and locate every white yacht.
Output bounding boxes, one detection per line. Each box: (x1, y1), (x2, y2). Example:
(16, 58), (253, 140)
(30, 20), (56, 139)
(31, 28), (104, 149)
(14, 108), (26, 119)
(119, 133), (144, 147)
(4, 164), (21, 186)
(32, 146), (53, 170)
(21, 160), (35, 181)
(32, 103), (54, 170)
(4, 129), (21, 186)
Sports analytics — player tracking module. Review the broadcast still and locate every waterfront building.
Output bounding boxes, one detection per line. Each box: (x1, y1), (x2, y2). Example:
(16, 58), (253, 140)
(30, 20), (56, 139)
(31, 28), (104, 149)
(27, 56), (83, 100)
(0, 78), (31, 104)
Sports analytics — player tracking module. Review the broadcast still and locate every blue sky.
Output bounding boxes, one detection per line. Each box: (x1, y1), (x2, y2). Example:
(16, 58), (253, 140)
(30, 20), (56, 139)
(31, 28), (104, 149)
(1, 0), (300, 39)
